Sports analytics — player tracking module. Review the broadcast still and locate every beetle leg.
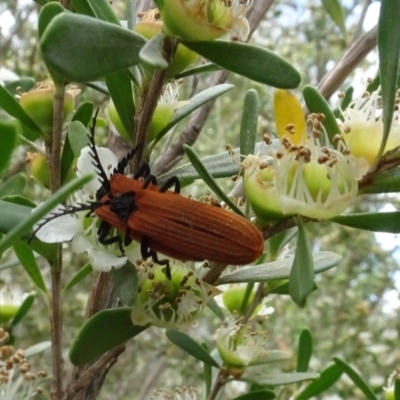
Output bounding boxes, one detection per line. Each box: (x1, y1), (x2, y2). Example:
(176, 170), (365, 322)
(159, 176), (180, 194)
(140, 237), (172, 280)
(133, 162), (151, 179)
(124, 228), (133, 246)
(97, 220), (125, 256)
(142, 174), (158, 189)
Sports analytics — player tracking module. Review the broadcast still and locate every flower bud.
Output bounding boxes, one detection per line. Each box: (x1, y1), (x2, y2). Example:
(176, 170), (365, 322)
(158, 0), (252, 42)
(18, 82), (79, 136)
(135, 9), (198, 77)
(26, 152), (50, 189)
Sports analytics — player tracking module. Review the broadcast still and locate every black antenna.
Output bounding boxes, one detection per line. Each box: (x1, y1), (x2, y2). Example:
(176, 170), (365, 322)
(87, 109), (112, 199)
(114, 146), (140, 174)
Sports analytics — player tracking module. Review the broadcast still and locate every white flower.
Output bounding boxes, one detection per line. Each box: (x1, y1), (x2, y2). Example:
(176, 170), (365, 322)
(216, 316), (268, 373)
(131, 261), (220, 328)
(34, 146), (136, 272)
(339, 86), (400, 174)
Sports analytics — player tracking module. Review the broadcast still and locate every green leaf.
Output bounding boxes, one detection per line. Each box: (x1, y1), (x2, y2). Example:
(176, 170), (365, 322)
(155, 84), (234, 144)
(0, 84), (42, 133)
(303, 85), (341, 144)
(0, 120), (17, 176)
(40, 13), (147, 82)
(139, 33), (169, 69)
(256, 372), (319, 386)
(182, 41), (301, 89)
(0, 174), (26, 198)
(297, 329), (312, 372)
(240, 89), (259, 160)
(332, 211), (400, 233)
(207, 298), (225, 320)
(69, 308), (148, 366)
(67, 121), (90, 158)
(250, 350), (290, 366)
(105, 72), (135, 140)
(166, 330), (220, 368)
(217, 251), (341, 285)
(4, 77), (35, 96)
(61, 102), (94, 183)
(289, 219), (315, 307)
(25, 341), (52, 357)
(266, 228), (297, 261)
(321, 0), (346, 38)
(87, 0), (120, 25)
(38, 1), (65, 39)
(70, 0), (96, 18)
(183, 145), (245, 217)
(0, 173), (93, 254)
(111, 261), (138, 306)
(296, 364), (342, 400)
(377, 0), (400, 160)
(11, 292), (36, 327)
(63, 263), (93, 294)
(333, 357), (378, 400)
(232, 390), (276, 400)
(13, 240), (48, 294)
(202, 343), (212, 397)
(395, 378), (400, 400)
(175, 63), (220, 79)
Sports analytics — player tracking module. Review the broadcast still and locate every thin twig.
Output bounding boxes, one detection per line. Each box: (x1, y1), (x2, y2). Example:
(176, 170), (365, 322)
(48, 85), (65, 400)
(207, 369), (230, 400)
(351, 0), (372, 43)
(63, 345), (126, 399)
(317, 26), (377, 100)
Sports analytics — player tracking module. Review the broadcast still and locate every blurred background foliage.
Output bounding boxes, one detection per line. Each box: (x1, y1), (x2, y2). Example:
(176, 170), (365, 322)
(1, 0), (399, 399)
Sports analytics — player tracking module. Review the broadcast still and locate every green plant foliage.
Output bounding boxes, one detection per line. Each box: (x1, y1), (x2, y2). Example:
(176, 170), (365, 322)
(40, 14), (147, 82)
(297, 329), (313, 373)
(182, 40), (301, 88)
(0, 120), (17, 177)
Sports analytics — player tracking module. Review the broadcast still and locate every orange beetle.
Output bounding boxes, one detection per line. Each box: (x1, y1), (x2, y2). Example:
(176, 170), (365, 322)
(34, 118), (264, 278)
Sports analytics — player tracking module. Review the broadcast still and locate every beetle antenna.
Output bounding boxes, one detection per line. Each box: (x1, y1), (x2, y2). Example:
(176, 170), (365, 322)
(29, 202), (97, 243)
(87, 109), (112, 197)
(114, 145), (142, 174)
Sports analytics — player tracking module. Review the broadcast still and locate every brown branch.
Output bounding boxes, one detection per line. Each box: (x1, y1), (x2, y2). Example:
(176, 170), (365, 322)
(317, 26), (377, 100)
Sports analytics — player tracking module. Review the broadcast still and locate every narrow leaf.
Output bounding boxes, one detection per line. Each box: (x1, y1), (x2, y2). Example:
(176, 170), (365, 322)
(13, 240), (48, 294)
(11, 292), (36, 327)
(87, 0), (120, 25)
(182, 41), (301, 89)
(139, 33), (169, 69)
(0, 121), (17, 176)
(332, 211), (400, 233)
(203, 343), (212, 397)
(297, 329), (312, 372)
(40, 13), (147, 82)
(0, 84), (42, 133)
(25, 341), (51, 357)
(217, 251), (341, 285)
(296, 364), (342, 400)
(166, 330), (220, 368)
(0, 174), (26, 199)
(67, 121), (90, 157)
(321, 0), (346, 38)
(183, 145), (245, 217)
(38, 1), (65, 38)
(240, 89), (259, 159)
(63, 263), (93, 293)
(257, 372), (319, 386)
(377, 0), (400, 160)
(70, 0), (96, 18)
(333, 357), (378, 400)
(70, 308), (148, 366)
(0, 174), (93, 254)
(207, 298), (225, 320)
(105, 72), (135, 140)
(303, 85), (341, 144)
(155, 84), (234, 144)
(111, 261), (138, 306)
(61, 102), (94, 183)
(232, 390), (276, 400)
(395, 378), (400, 400)
(289, 219), (315, 307)
(175, 63), (220, 79)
